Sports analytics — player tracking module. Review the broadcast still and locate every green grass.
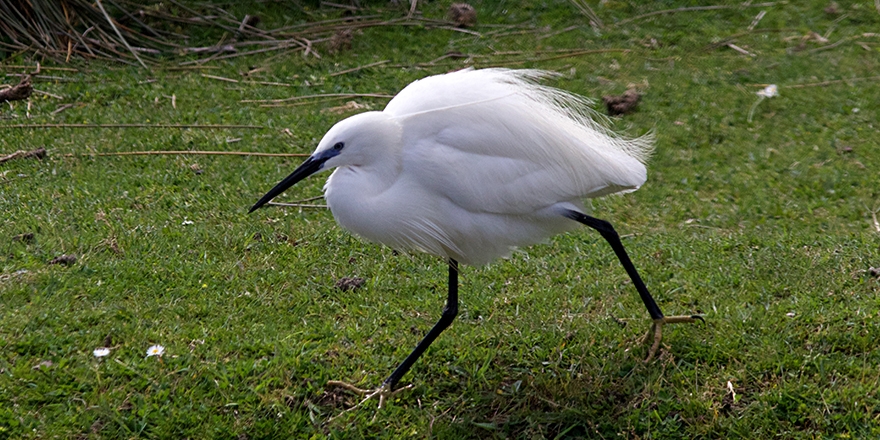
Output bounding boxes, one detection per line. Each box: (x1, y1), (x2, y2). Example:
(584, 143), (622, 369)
(2, 1), (880, 438)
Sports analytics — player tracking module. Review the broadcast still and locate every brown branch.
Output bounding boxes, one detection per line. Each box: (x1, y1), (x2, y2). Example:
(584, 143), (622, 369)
(2, 124), (264, 129)
(0, 76), (33, 103)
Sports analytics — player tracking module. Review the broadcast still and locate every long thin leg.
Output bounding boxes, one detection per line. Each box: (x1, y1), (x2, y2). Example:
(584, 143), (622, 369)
(562, 209), (702, 361)
(327, 259), (460, 411)
(384, 259), (459, 390)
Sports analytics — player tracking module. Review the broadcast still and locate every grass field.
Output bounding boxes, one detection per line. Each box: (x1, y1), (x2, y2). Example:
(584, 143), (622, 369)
(2, 1), (880, 438)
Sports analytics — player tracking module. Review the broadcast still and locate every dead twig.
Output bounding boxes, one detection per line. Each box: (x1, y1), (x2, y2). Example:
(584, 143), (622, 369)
(495, 48), (631, 66)
(241, 93), (393, 104)
(727, 43), (755, 57)
(0, 66), (79, 72)
(201, 74), (239, 83)
(747, 10), (767, 31)
(705, 28), (797, 51)
(3, 124), (263, 129)
(94, 0), (148, 68)
(613, 2), (782, 27)
(32, 90), (64, 100)
(59, 150), (308, 158)
(200, 74), (296, 87)
(872, 207), (880, 234)
(783, 75), (880, 89)
(802, 33), (880, 55)
(51, 104), (76, 115)
(0, 148), (47, 164)
(329, 60), (390, 77)
(180, 38), (322, 66)
(259, 98), (352, 108)
(568, 0), (603, 29)
(287, 195), (324, 203)
(0, 77), (33, 103)
(267, 201), (328, 209)
(536, 25), (580, 41)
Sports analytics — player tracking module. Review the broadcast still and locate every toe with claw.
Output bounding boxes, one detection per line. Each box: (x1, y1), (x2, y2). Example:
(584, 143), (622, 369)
(641, 314), (705, 362)
(326, 380), (414, 422)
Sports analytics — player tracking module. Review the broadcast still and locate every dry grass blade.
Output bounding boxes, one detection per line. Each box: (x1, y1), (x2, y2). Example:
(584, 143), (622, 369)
(93, 0), (147, 68)
(1, 2), (507, 66)
(613, 2), (782, 27)
(568, 0), (603, 28)
(0, 0), (168, 64)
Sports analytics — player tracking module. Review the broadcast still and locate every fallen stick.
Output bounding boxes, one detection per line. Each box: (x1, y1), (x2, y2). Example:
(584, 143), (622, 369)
(329, 60), (390, 77)
(241, 93), (393, 104)
(783, 75), (880, 89)
(267, 201), (328, 208)
(59, 150), (308, 158)
(0, 148), (47, 164)
(613, 2), (782, 27)
(2, 123), (264, 129)
(200, 74), (296, 87)
(0, 76), (33, 103)
(0, 65), (79, 72)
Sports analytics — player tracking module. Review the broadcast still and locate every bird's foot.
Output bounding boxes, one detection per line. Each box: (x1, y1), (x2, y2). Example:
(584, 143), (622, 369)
(640, 315), (704, 362)
(325, 380), (413, 422)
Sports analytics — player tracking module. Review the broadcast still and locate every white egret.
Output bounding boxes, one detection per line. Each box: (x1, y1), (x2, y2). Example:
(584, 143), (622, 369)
(250, 68), (701, 409)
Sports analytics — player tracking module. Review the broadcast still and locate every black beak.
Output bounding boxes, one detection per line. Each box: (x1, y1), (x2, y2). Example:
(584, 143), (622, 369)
(249, 156), (326, 213)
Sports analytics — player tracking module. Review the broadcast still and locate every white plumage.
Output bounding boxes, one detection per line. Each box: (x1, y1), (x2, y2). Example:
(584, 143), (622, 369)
(317, 68), (652, 265)
(250, 68), (697, 408)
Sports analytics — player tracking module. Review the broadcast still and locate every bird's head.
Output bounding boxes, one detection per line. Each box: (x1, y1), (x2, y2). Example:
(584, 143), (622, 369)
(249, 111), (401, 213)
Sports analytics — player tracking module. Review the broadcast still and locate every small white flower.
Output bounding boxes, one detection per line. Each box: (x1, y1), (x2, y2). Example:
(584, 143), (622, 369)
(93, 347), (111, 358)
(181, 220), (194, 226)
(146, 344), (165, 357)
(756, 84), (778, 98)
(786, 312), (796, 317)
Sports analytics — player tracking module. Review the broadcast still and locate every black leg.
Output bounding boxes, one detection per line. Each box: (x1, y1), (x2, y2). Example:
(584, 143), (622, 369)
(563, 209), (702, 361)
(383, 259), (460, 390)
(562, 210), (665, 319)
(326, 259), (461, 413)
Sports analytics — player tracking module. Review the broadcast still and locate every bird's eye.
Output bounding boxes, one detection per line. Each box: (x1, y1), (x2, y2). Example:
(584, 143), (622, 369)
(332, 142), (344, 151)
